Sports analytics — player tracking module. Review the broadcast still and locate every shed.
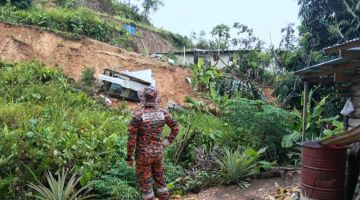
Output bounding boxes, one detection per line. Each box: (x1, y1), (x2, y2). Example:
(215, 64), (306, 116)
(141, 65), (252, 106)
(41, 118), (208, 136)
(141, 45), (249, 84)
(295, 38), (360, 199)
(156, 49), (239, 69)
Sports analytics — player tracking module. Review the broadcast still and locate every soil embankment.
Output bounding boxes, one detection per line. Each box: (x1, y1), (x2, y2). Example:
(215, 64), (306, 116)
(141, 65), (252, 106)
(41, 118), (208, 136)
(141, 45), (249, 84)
(0, 22), (193, 106)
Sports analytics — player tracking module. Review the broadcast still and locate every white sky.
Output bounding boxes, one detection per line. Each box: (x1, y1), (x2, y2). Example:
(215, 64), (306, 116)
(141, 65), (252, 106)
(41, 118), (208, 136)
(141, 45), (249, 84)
(147, 0), (300, 47)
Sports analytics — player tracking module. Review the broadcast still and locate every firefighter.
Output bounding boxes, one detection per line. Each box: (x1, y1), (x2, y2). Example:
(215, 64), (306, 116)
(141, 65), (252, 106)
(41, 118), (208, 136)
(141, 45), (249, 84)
(126, 87), (180, 200)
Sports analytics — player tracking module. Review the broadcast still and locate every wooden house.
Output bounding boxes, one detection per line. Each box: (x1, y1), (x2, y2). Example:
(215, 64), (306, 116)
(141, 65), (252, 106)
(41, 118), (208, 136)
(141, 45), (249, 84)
(296, 38), (360, 199)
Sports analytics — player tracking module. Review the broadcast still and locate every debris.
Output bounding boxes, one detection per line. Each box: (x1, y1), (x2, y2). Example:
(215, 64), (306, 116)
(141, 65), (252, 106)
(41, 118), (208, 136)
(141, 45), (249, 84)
(271, 186), (300, 200)
(122, 69), (156, 87)
(98, 69), (155, 101)
(99, 94), (112, 106)
(167, 100), (183, 110)
(168, 58), (175, 65)
(185, 77), (192, 85)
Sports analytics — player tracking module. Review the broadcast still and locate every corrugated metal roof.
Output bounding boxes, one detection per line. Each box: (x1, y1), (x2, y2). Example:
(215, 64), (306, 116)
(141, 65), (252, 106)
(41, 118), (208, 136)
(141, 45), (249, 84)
(295, 58), (343, 74)
(323, 38), (360, 53)
(122, 69), (156, 87)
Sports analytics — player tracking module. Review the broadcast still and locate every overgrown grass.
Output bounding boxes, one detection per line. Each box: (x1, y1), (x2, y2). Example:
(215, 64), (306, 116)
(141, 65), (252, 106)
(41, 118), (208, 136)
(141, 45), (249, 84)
(0, 3), (193, 50)
(0, 60), (296, 198)
(0, 61), (189, 199)
(0, 6), (132, 49)
(0, 61), (133, 198)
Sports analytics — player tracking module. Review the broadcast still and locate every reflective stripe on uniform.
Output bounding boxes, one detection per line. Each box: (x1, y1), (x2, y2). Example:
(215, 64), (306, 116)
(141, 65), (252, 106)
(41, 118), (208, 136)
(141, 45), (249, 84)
(157, 187), (169, 193)
(142, 191), (155, 199)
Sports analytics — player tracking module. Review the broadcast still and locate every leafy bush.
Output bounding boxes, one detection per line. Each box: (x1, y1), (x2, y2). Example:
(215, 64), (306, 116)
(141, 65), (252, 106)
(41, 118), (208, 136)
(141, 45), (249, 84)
(89, 161), (140, 200)
(0, 7), (132, 48)
(170, 110), (236, 166)
(224, 98), (298, 163)
(216, 147), (272, 186)
(0, 61), (131, 198)
(28, 168), (94, 200)
(0, 0), (32, 10)
(159, 30), (193, 49)
(80, 67), (95, 86)
(110, 1), (149, 24)
(192, 59), (223, 91)
(282, 89), (343, 148)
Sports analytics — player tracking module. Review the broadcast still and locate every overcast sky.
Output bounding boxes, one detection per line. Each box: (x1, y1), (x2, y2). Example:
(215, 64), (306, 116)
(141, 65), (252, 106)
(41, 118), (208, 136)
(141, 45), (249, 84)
(147, 0), (300, 47)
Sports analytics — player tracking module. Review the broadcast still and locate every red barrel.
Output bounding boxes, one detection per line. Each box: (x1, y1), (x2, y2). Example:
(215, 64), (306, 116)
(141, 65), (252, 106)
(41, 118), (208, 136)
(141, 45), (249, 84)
(301, 141), (347, 200)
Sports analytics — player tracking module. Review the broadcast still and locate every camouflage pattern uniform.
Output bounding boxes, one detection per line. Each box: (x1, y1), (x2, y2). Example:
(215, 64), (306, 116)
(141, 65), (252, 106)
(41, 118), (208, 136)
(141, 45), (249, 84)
(126, 87), (179, 200)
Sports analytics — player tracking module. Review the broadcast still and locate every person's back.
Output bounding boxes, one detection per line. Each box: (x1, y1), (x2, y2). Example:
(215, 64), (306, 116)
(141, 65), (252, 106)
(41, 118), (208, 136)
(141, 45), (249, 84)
(126, 87), (179, 200)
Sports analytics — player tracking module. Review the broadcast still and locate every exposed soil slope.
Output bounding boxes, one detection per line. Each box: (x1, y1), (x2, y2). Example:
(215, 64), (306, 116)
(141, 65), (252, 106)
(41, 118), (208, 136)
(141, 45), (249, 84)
(0, 22), (192, 106)
(32, 0), (177, 53)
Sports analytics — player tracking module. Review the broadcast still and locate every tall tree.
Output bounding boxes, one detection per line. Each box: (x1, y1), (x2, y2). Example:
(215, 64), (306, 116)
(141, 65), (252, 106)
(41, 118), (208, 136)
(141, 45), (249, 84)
(142, 0), (163, 19)
(210, 24), (231, 50)
(298, 0), (360, 50)
(191, 30), (210, 49)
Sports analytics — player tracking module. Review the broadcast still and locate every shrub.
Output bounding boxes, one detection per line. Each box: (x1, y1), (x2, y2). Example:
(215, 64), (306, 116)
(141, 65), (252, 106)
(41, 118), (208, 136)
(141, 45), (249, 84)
(216, 147), (272, 186)
(89, 161), (140, 200)
(224, 98), (298, 163)
(0, 0), (32, 10)
(0, 62), (131, 198)
(0, 7), (131, 48)
(28, 168), (95, 200)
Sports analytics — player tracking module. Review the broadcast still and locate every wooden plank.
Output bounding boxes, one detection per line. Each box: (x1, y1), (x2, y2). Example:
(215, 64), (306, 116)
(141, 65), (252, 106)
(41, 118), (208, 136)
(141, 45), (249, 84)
(335, 85), (352, 90)
(301, 72), (331, 78)
(349, 118), (360, 128)
(337, 93), (352, 98)
(320, 126), (360, 146)
(341, 50), (360, 59)
(334, 73), (360, 82)
(349, 109), (360, 117)
(353, 100), (360, 109)
(351, 83), (360, 94)
(302, 77), (334, 83)
(302, 82), (309, 142)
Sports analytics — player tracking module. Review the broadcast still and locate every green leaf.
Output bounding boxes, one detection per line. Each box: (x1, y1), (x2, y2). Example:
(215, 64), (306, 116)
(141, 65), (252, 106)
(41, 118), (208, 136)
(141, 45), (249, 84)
(281, 131), (301, 148)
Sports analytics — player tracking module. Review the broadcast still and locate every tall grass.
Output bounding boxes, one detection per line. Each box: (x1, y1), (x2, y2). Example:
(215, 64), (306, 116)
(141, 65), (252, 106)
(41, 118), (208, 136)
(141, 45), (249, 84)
(0, 61), (132, 198)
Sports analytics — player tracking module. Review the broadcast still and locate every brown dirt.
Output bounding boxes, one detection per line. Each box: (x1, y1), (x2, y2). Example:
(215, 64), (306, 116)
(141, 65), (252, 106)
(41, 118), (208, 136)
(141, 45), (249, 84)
(133, 28), (177, 54)
(181, 173), (300, 200)
(0, 22), (193, 106)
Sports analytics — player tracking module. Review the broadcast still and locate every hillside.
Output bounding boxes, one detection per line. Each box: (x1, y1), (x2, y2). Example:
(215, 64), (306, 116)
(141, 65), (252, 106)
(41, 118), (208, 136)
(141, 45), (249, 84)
(27, 0), (190, 53)
(0, 22), (193, 106)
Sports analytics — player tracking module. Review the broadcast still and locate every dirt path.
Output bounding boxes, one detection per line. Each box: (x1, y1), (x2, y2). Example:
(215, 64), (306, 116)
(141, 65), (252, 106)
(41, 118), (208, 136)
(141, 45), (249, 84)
(182, 173), (300, 200)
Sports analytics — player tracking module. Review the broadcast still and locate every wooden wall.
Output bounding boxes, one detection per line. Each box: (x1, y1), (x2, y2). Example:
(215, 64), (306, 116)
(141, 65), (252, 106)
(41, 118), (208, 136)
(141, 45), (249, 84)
(349, 82), (360, 129)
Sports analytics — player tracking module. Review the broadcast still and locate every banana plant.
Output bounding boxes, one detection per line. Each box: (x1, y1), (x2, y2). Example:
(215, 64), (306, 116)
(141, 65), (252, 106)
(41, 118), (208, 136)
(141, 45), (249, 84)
(282, 88), (342, 148)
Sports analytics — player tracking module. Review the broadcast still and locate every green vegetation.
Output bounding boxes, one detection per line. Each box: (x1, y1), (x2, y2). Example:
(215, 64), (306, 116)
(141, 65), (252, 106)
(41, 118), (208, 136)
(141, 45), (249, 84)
(28, 169), (95, 200)
(0, 0), (32, 9)
(1, 0), (356, 198)
(0, 6), (132, 48)
(0, 61), (132, 198)
(0, 61), (298, 199)
(0, 0), (192, 50)
(216, 147), (271, 186)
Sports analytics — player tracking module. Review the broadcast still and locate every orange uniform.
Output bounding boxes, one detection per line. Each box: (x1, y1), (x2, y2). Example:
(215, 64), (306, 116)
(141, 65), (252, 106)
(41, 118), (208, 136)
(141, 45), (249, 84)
(126, 87), (179, 200)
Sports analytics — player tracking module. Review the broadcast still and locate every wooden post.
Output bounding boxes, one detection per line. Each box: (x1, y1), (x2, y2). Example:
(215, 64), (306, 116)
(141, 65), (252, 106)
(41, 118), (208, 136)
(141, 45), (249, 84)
(302, 81), (309, 142)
